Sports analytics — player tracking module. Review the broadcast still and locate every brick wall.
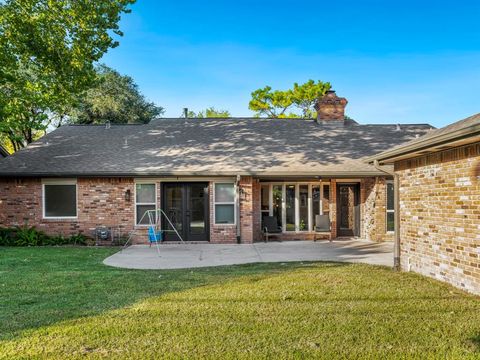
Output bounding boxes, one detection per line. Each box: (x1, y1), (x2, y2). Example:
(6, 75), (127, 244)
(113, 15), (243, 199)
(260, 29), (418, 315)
(0, 176), (395, 245)
(362, 177), (394, 242)
(209, 182), (237, 243)
(0, 177), (135, 240)
(395, 142), (480, 294)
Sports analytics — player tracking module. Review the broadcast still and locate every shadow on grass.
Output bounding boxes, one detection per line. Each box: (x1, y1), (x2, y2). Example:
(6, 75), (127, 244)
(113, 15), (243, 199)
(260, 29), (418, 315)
(0, 246), (347, 341)
(468, 333), (480, 352)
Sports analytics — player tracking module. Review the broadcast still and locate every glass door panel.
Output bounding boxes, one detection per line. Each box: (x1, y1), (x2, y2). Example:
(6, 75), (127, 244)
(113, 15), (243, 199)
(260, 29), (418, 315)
(188, 183), (207, 236)
(164, 184), (183, 239)
(312, 186), (320, 229)
(272, 185), (283, 228)
(163, 183), (209, 241)
(285, 185), (295, 231)
(299, 185), (309, 231)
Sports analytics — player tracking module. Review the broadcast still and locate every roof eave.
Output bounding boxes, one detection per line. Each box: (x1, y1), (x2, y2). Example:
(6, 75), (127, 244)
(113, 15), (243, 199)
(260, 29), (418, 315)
(366, 123), (480, 164)
(0, 169), (390, 178)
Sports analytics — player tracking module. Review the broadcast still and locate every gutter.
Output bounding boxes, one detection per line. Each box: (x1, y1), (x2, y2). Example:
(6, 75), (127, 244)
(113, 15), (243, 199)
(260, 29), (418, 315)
(373, 160), (401, 271)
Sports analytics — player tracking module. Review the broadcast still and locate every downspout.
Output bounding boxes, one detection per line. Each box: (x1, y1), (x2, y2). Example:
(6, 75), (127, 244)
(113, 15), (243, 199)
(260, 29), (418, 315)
(373, 160), (401, 271)
(236, 175), (241, 244)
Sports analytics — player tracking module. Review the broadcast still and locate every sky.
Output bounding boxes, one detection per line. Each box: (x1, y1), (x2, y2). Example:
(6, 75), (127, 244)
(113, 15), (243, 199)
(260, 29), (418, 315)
(102, 0), (480, 128)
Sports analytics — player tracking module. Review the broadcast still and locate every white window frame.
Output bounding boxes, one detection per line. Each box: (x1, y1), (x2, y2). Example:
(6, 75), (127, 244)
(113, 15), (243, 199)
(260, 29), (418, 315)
(386, 180), (395, 233)
(134, 181), (157, 226)
(260, 181), (330, 233)
(213, 182), (236, 225)
(42, 179), (78, 220)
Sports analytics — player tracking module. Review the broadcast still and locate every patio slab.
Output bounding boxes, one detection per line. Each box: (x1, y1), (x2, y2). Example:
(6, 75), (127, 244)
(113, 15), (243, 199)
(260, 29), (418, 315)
(103, 239), (393, 270)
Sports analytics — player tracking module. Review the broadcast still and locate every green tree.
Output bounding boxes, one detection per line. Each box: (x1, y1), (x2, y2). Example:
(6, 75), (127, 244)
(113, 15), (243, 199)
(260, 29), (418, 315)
(292, 80), (331, 118)
(248, 86), (294, 118)
(68, 65), (164, 125)
(248, 80), (331, 119)
(0, 0), (135, 151)
(188, 107), (231, 118)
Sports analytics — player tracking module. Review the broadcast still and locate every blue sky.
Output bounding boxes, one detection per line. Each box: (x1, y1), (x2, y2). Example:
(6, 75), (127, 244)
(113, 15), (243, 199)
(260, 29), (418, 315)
(102, 0), (480, 127)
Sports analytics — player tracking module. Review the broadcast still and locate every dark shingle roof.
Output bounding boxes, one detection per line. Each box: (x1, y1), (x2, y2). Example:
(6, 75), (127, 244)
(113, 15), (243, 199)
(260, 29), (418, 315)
(371, 113), (480, 163)
(0, 145), (9, 158)
(0, 118), (433, 177)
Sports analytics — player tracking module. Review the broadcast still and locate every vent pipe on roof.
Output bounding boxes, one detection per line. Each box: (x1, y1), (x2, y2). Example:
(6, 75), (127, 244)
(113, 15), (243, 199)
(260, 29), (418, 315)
(105, 121), (111, 129)
(183, 108), (188, 119)
(395, 124), (401, 131)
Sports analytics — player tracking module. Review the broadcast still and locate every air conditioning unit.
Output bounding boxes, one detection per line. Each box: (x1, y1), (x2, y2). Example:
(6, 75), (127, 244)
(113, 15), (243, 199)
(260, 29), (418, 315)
(95, 227), (111, 244)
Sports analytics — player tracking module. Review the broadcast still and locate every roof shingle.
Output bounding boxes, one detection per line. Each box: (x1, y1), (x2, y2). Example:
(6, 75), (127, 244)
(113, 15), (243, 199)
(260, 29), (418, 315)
(0, 118), (433, 177)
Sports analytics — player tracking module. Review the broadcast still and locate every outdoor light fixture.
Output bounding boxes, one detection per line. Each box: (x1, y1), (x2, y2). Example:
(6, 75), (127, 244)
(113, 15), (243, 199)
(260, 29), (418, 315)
(125, 189), (131, 202)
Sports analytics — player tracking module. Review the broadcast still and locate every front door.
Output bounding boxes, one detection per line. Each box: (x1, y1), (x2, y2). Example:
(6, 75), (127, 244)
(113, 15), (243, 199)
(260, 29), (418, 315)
(162, 183), (209, 241)
(336, 184), (360, 237)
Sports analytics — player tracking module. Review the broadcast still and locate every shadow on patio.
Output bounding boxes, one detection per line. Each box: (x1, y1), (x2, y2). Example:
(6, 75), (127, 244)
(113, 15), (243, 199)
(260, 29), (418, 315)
(104, 239), (393, 270)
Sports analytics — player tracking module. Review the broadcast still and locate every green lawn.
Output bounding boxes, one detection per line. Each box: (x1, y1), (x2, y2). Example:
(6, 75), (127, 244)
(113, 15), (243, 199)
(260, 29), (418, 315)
(0, 247), (479, 359)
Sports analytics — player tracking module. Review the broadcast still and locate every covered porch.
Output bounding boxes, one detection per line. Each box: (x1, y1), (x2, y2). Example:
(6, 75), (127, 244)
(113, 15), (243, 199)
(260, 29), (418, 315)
(249, 176), (394, 243)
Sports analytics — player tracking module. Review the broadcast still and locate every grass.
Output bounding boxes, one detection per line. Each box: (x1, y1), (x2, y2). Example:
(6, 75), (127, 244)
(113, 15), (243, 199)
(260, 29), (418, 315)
(0, 247), (479, 359)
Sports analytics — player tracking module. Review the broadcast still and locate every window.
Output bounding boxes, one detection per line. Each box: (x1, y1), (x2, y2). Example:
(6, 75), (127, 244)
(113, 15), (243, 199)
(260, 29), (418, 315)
(299, 185), (309, 231)
(322, 184), (330, 214)
(263, 182), (332, 233)
(312, 185), (320, 228)
(285, 185), (295, 231)
(136, 183), (156, 225)
(43, 181), (77, 218)
(272, 185), (283, 228)
(214, 183), (235, 224)
(386, 181), (395, 232)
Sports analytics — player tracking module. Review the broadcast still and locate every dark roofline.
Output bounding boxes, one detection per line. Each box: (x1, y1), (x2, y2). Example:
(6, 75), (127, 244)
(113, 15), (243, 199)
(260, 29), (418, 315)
(0, 169), (389, 178)
(367, 114), (480, 164)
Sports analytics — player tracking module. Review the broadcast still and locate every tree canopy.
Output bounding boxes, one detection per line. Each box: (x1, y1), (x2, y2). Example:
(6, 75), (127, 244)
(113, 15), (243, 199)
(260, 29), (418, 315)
(0, 0), (135, 151)
(187, 107), (231, 118)
(248, 80), (331, 118)
(68, 65), (164, 125)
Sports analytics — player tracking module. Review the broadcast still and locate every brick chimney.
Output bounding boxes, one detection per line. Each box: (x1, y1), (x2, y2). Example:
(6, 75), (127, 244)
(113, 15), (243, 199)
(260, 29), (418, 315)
(315, 90), (348, 123)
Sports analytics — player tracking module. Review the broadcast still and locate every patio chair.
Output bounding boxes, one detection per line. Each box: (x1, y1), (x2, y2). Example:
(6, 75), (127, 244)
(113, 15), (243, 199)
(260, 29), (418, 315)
(314, 214), (332, 242)
(263, 216), (282, 242)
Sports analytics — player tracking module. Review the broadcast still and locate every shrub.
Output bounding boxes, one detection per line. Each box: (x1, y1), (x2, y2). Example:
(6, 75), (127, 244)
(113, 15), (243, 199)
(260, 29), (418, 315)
(0, 226), (94, 246)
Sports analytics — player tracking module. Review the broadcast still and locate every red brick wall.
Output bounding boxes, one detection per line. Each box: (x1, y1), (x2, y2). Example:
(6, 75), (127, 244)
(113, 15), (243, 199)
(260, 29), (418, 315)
(209, 182), (237, 243)
(0, 176), (394, 245)
(0, 178), (135, 239)
(395, 142), (480, 294)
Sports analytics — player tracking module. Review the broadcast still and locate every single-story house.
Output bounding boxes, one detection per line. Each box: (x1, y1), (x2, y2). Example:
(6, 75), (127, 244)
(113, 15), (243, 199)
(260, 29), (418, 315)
(371, 113), (480, 294)
(0, 91), (433, 244)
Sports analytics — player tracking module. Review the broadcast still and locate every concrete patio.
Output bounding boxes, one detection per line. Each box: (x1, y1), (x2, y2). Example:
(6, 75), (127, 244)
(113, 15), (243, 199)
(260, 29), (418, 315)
(103, 239), (393, 270)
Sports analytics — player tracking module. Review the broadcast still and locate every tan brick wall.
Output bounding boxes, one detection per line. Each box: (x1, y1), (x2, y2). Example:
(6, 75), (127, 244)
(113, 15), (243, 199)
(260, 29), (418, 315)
(395, 142), (480, 294)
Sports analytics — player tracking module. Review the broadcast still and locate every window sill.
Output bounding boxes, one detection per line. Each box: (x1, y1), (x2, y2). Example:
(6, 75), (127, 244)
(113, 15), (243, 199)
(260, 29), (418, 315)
(43, 217), (78, 221)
